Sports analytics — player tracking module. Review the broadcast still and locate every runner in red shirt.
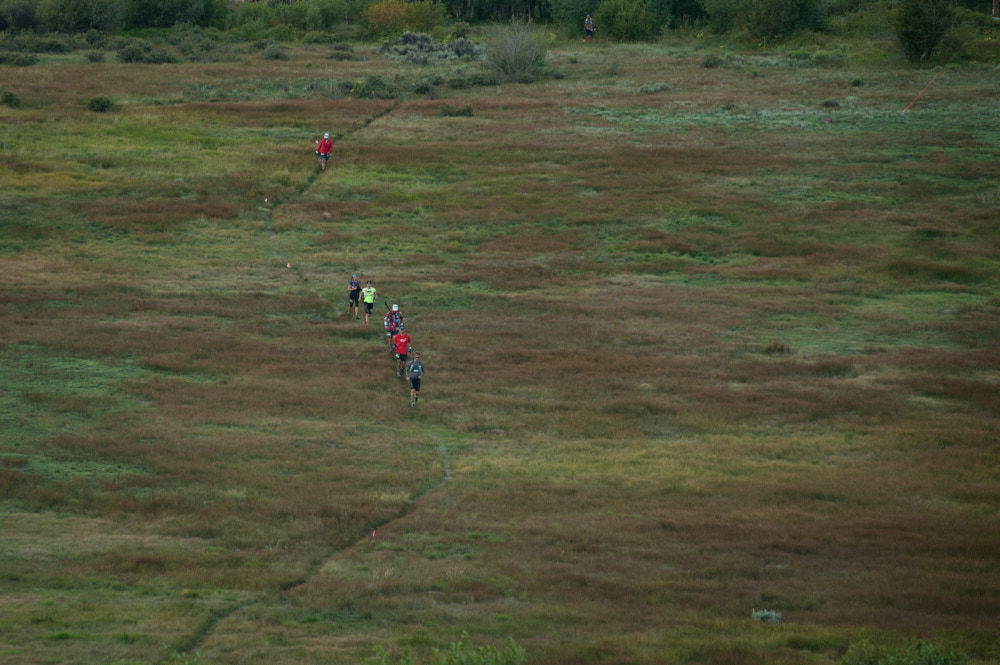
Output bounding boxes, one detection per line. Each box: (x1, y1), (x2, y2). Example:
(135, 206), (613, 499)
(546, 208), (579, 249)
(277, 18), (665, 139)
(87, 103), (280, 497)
(316, 132), (334, 172)
(393, 325), (412, 378)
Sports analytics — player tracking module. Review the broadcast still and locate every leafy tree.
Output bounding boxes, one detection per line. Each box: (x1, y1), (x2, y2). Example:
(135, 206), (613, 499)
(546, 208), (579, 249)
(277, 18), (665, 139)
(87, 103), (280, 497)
(307, 0), (362, 29)
(122, 0), (226, 29)
(0, 0), (39, 31)
(894, 0), (953, 61)
(547, 0), (592, 29)
(37, 0), (121, 32)
(362, 0), (408, 36)
(737, 0), (815, 40)
(702, 0), (738, 32)
(595, 0), (663, 41)
(405, 0), (448, 33)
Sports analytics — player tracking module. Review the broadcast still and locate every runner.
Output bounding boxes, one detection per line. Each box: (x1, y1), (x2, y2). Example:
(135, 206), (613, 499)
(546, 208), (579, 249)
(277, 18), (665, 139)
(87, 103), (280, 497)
(316, 132), (334, 172)
(406, 351), (425, 407)
(584, 14), (595, 42)
(384, 304), (402, 349)
(393, 325), (412, 378)
(361, 280), (377, 324)
(348, 273), (362, 319)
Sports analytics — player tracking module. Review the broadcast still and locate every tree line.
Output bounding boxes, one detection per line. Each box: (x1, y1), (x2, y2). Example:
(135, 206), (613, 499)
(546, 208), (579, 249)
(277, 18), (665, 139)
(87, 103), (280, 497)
(1, 0), (997, 62)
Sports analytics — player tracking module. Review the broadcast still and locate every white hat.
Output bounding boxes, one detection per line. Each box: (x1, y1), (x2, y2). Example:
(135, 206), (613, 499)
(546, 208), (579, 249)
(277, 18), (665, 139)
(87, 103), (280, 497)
(324, 133), (329, 138)
(392, 304), (399, 312)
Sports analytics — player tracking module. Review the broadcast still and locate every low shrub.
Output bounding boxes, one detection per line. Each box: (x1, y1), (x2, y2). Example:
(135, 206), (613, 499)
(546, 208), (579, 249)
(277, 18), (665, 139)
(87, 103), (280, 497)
(87, 95), (115, 112)
(350, 74), (400, 99)
(752, 609), (783, 623)
(116, 39), (178, 64)
(483, 21), (546, 82)
(329, 49), (354, 61)
(85, 49), (105, 62)
(638, 82), (671, 94)
(1, 90), (22, 107)
(0, 52), (38, 66)
(380, 32), (483, 63)
(412, 74), (444, 93)
(262, 44), (288, 60)
(438, 103), (473, 117)
(701, 53), (726, 67)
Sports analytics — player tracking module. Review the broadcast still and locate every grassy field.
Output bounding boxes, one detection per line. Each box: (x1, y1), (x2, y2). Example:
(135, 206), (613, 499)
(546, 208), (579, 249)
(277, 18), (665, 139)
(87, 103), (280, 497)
(1, 35), (999, 665)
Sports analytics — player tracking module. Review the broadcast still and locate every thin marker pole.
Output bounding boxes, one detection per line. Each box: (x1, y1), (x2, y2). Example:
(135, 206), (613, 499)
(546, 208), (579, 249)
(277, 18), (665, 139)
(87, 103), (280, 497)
(902, 70), (942, 113)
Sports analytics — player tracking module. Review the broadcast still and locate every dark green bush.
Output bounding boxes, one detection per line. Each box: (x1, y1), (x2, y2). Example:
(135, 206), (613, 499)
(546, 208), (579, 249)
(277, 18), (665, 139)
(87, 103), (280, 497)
(0, 51), (38, 66)
(438, 103), (473, 117)
(595, 0), (663, 41)
(412, 74), (444, 93)
(701, 53), (726, 67)
(262, 44), (288, 60)
(738, 0), (819, 40)
(116, 39), (178, 63)
(85, 49), (105, 62)
(894, 0), (955, 61)
(1, 90), (22, 107)
(350, 74), (400, 99)
(87, 95), (115, 112)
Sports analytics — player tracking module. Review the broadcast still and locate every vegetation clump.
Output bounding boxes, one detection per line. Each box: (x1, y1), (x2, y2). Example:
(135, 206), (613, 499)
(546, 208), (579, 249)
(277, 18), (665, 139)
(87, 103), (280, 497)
(1, 90), (21, 107)
(595, 0), (662, 41)
(701, 53), (726, 68)
(482, 21), (546, 82)
(86, 95), (114, 112)
(839, 639), (968, 665)
(380, 32), (482, 63)
(638, 81), (671, 94)
(115, 38), (177, 63)
(438, 103), (473, 116)
(0, 51), (38, 66)
(752, 608), (783, 623)
(350, 74), (400, 99)
(894, 0), (954, 61)
(328, 42), (355, 60)
(365, 632), (526, 665)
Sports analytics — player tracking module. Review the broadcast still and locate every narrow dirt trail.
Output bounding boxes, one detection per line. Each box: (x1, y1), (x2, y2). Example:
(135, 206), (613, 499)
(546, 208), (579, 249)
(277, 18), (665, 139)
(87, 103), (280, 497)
(171, 97), (460, 661)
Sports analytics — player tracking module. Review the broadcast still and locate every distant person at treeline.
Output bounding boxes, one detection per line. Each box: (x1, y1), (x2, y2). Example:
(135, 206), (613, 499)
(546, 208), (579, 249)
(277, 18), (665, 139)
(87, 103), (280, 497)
(584, 14), (595, 42)
(316, 132), (333, 172)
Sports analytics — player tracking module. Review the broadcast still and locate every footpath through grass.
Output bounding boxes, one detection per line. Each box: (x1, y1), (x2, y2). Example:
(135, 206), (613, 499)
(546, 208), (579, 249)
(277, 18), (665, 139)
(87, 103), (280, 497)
(1, 41), (999, 665)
